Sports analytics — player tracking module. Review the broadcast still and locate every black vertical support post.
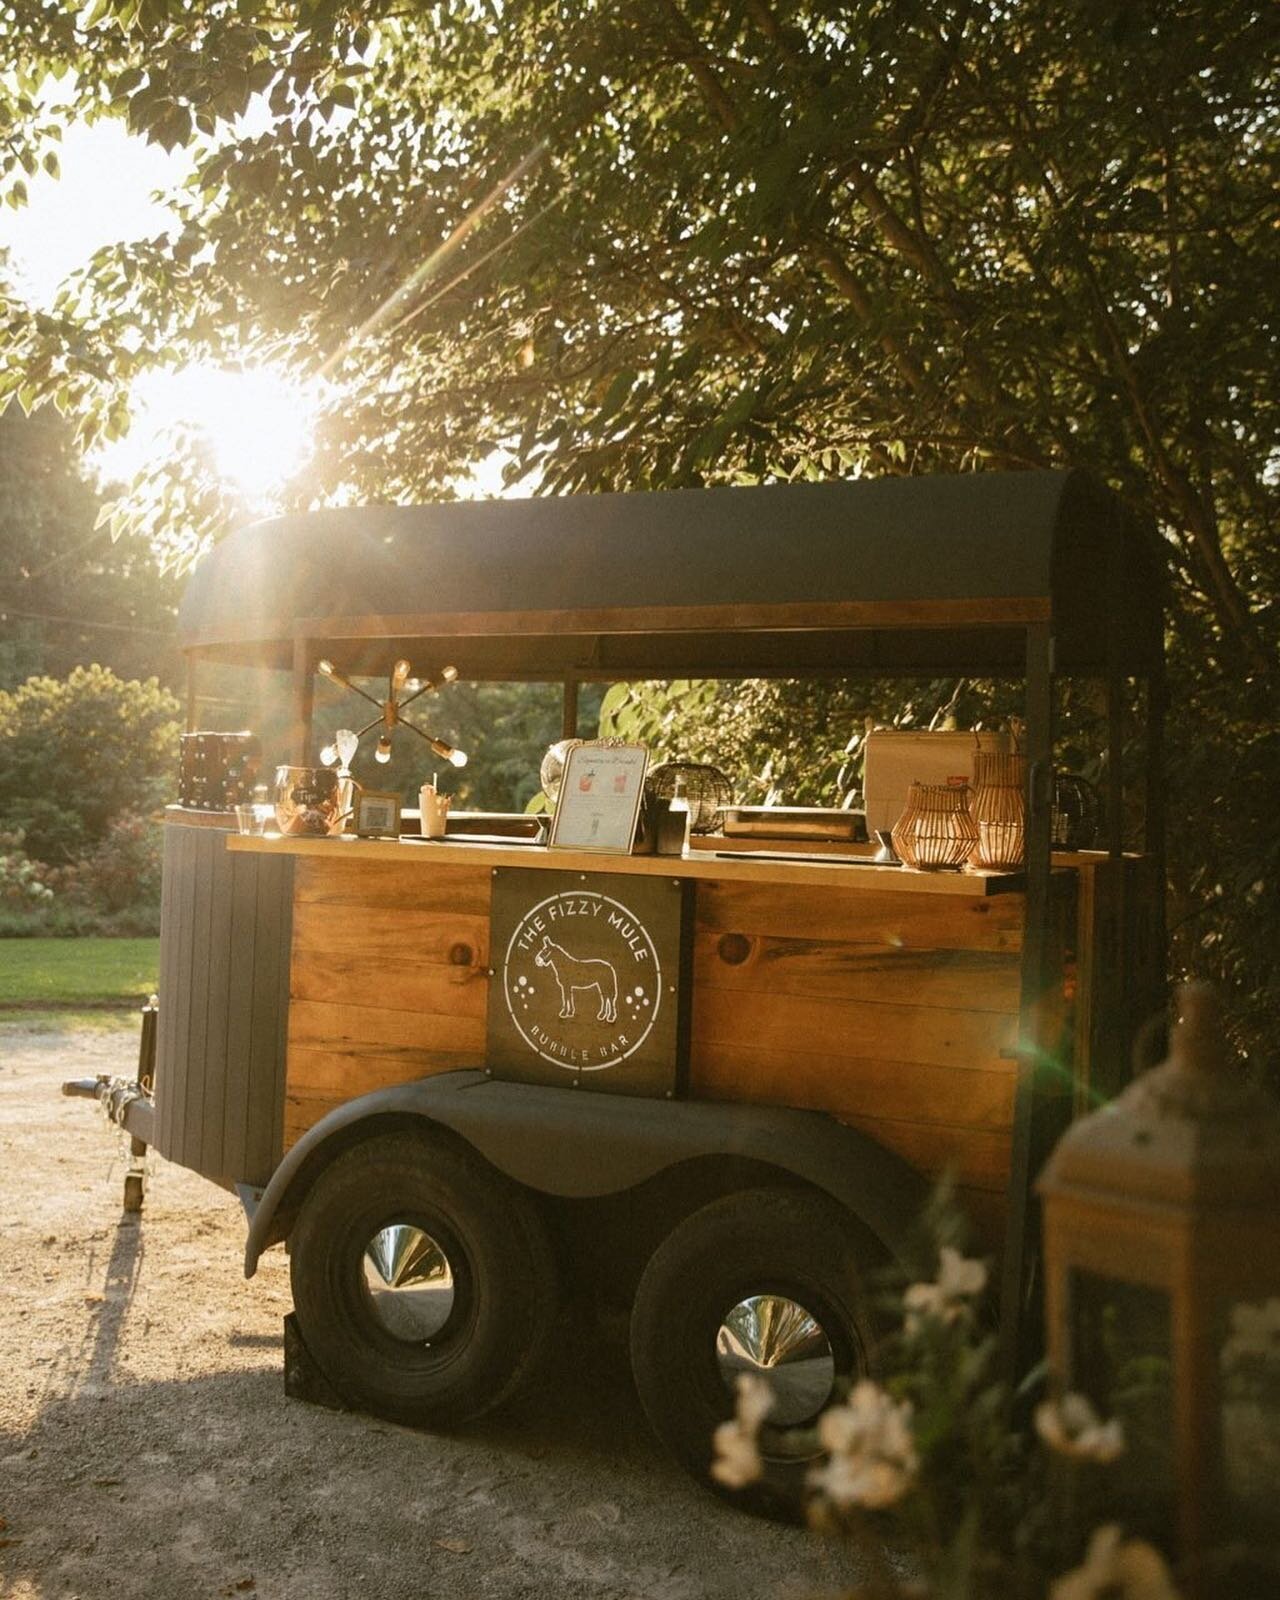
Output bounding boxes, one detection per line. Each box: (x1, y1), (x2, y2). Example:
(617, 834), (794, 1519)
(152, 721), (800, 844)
(562, 676), (580, 741)
(1105, 524), (1125, 861)
(1146, 658), (1168, 967)
(1000, 621), (1055, 1378)
(1105, 672), (1125, 860)
(1133, 656), (1170, 1060)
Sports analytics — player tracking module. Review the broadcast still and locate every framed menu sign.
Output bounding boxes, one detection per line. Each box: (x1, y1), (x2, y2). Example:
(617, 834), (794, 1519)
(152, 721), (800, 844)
(549, 742), (649, 853)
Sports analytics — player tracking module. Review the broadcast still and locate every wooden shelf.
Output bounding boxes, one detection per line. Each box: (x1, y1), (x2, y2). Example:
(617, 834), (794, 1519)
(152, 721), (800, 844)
(226, 830), (1023, 896)
(163, 804), (237, 830)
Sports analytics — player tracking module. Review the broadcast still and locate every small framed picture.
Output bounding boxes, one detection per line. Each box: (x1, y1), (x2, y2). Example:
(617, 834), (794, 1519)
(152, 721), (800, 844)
(353, 789), (402, 838)
(549, 742), (648, 853)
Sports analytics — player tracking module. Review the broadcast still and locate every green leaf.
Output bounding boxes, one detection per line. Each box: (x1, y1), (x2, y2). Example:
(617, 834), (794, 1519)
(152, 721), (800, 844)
(597, 681), (633, 726)
(596, 367), (635, 424)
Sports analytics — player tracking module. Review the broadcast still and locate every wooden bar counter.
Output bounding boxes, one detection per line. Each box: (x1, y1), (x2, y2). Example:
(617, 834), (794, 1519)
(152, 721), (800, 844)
(223, 831), (1036, 1242)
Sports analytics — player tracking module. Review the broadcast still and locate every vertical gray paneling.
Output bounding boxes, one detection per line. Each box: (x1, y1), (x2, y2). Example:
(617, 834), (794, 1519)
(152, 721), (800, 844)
(221, 849), (259, 1183)
(179, 828), (215, 1173)
(157, 827), (192, 1160)
(199, 835), (234, 1179)
(155, 827), (180, 1156)
(152, 824), (293, 1188)
(169, 828), (197, 1161)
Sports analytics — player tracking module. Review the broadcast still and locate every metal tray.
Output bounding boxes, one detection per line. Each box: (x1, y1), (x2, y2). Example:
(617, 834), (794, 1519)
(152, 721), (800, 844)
(404, 810), (547, 840)
(719, 806), (867, 842)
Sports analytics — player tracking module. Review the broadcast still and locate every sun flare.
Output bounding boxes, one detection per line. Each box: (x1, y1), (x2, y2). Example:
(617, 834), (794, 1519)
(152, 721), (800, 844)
(97, 361), (323, 502)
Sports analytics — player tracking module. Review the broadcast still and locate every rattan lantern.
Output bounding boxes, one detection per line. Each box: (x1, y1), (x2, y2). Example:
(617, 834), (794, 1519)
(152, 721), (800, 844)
(890, 779), (978, 870)
(1038, 984), (1280, 1596)
(968, 750), (1026, 870)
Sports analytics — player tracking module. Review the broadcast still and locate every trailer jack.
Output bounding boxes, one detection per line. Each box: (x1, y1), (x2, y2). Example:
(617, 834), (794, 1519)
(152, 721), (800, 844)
(61, 996), (158, 1212)
(62, 1075), (155, 1213)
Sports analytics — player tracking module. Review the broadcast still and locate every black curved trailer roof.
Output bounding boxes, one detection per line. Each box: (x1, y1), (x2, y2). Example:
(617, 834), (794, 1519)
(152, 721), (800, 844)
(177, 469), (1163, 679)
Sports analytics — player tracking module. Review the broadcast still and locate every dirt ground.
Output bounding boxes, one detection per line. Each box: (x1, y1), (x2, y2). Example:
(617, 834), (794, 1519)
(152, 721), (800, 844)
(0, 1021), (866, 1600)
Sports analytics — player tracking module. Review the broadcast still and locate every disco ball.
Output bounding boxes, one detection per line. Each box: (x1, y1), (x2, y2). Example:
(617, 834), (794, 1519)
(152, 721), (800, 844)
(539, 739), (585, 802)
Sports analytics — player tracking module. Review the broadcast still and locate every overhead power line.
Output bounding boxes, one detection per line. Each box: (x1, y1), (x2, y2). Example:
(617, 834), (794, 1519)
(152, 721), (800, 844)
(0, 605), (175, 638)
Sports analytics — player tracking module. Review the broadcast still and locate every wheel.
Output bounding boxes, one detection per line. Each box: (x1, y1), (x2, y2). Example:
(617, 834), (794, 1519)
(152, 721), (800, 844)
(629, 1187), (875, 1519)
(288, 1129), (558, 1426)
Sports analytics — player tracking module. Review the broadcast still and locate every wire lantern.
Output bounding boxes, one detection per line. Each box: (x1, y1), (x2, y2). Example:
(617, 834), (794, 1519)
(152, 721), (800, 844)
(646, 762), (734, 835)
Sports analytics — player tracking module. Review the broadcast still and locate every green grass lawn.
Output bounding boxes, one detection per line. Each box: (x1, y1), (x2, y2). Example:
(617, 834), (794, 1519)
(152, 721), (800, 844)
(0, 938), (159, 1009)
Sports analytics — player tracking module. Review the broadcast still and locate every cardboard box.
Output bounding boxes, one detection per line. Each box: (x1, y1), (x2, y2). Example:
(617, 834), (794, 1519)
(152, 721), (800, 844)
(863, 729), (1009, 837)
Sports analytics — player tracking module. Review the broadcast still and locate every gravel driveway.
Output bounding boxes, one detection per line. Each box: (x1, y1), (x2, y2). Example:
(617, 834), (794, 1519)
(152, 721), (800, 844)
(0, 1021), (862, 1600)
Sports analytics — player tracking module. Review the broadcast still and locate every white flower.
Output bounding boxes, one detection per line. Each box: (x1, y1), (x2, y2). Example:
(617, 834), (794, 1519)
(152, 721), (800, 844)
(735, 1370), (775, 1432)
(808, 1380), (918, 1510)
(1050, 1524), (1183, 1600)
(903, 1246), (989, 1330)
(711, 1373), (773, 1489)
(1035, 1393), (1126, 1464)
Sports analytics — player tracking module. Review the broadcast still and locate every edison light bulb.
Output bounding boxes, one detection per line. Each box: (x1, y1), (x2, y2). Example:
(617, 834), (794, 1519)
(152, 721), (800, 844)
(429, 737), (467, 767)
(319, 743), (338, 767)
(375, 735), (392, 763)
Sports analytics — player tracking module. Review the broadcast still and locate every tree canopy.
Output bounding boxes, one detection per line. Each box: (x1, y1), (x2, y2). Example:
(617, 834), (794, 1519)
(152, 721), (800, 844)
(0, 0), (1277, 1047)
(0, 3), (1274, 652)
(0, 405), (181, 689)
(0, 662), (180, 861)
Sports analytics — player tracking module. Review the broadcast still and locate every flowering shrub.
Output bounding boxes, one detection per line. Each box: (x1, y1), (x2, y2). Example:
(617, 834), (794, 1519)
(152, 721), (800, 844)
(0, 665), (179, 864)
(0, 815), (162, 936)
(712, 1236), (1184, 1600)
(71, 812), (163, 919)
(0, 828), (61, 909)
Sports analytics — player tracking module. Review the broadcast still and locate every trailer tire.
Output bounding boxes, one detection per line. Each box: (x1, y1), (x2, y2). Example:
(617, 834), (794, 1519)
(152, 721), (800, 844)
(629, 1187), (874, 1520)
(288, 1129), (558, 1427)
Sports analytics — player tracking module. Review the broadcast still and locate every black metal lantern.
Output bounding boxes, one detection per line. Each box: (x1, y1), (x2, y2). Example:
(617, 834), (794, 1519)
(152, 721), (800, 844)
(1039, 984), (1280, 1597)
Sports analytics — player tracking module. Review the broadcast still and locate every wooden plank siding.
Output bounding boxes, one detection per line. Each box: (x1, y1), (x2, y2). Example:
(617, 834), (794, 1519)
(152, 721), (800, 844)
(694, 880), (1024, 952)
(687, 880), (1026, 1205)
(282, 858), (493, 1148)
(282, 854), (1029, 1257)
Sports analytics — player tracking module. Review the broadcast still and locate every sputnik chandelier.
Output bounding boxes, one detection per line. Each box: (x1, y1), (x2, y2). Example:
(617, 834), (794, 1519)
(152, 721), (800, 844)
(317, 657), (468, 768)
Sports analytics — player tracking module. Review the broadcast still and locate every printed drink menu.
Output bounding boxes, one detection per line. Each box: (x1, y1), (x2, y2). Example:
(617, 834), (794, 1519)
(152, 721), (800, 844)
(548, 743), (649, 853)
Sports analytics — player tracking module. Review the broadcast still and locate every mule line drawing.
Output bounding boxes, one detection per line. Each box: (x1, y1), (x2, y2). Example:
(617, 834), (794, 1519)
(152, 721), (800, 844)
(534, 936), (619, 1022)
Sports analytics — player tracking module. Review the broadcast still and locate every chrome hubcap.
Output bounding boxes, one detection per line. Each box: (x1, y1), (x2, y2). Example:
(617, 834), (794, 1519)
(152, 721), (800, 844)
(716, 1294), (835, 1426)
(362, 1224), (455, 1342)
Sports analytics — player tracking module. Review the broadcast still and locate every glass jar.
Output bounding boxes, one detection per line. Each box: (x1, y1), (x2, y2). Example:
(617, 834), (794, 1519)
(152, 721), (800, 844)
(273, 765), (343, 836)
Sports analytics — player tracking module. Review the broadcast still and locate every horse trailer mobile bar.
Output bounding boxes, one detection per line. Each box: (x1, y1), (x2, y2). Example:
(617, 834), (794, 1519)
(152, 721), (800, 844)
(68, 469), (1166, 1511)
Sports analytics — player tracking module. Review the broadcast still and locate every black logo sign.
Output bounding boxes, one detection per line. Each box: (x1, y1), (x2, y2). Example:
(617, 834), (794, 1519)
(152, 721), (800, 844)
(503, 889), (662, 1071)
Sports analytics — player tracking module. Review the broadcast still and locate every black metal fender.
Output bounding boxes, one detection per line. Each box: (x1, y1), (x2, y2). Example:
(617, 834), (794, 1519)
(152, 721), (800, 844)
(244, 1069), (930, 1277)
